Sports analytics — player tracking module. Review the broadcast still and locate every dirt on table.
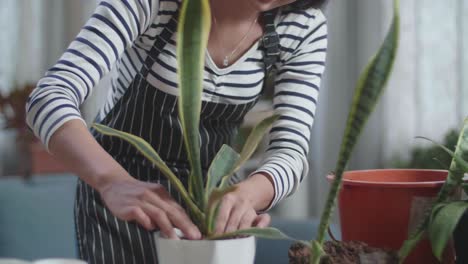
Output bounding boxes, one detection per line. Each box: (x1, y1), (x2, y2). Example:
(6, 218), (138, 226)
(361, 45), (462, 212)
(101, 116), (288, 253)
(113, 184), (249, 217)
(288, 240), (399, 264)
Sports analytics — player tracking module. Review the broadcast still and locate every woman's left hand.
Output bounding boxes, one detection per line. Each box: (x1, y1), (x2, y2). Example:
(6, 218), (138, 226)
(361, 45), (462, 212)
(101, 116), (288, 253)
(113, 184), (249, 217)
(214, 173), (275, 234)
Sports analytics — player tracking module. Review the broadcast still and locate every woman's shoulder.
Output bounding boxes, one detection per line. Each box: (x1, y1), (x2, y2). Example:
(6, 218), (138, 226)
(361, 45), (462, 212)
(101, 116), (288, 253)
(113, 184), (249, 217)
(275, 7), (327, 53)
(147, 0), (180, 25)
(277, 7), (326, 35)
(273, 7), (327, 61)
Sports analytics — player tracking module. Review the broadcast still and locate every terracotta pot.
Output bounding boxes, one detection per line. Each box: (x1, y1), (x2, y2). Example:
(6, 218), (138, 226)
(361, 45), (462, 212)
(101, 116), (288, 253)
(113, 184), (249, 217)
(328, 169), (456, 264)
(30, 141), (70, 175)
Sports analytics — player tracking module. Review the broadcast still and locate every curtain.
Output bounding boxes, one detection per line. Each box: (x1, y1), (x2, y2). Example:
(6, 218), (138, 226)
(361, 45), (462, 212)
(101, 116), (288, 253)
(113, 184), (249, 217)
(381, 0), (468, 164)
(0, 0), (18, 95)
(0, 0), (96, 95)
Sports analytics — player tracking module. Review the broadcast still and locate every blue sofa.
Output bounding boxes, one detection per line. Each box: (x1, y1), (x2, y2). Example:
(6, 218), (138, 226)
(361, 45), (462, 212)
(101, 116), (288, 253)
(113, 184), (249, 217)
(0, 175), (338, 263)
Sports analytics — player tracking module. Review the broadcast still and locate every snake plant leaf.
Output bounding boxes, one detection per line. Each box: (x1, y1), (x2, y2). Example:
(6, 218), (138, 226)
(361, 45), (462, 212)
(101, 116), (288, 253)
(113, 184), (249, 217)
(463, 183), (468, 196)
(206, 201), (221, 235)
(177, 0), (211, 206)
(205, 145), (240, 201)
(429, 202), (448, 223)
(443, 117), (468, 182)
(331, 1), (400, 179)
(92, 124), (204, 221)
(219, 114), (279, 188)
(313, 0), (400, 255)
(207, 227), (293, 241)
(428, 201), (468, 261)
(416, 136), (468, 173)
(310, 240), (326, 264)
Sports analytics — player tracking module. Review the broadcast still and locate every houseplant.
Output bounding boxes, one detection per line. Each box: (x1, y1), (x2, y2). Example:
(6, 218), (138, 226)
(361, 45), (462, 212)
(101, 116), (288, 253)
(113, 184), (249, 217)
(288, 0), (401, 263)
(399, 117), (468, 263)
(0, 84), (35, 176)
(92, 0), (290, 263)
(0, 84), (70, 176)
(392, 129), (458, 170)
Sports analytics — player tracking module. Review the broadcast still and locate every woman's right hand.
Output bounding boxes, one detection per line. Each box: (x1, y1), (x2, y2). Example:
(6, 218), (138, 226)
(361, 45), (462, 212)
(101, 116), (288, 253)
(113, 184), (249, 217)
(99, 178), (201, 240)
(46, 121), (200, 240)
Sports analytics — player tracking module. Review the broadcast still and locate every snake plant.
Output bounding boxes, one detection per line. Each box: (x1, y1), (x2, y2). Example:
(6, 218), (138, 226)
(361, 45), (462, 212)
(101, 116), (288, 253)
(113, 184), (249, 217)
(93, 0), (289, 240)
(399, 117), (468, 262)
(310, 0), (400, 263)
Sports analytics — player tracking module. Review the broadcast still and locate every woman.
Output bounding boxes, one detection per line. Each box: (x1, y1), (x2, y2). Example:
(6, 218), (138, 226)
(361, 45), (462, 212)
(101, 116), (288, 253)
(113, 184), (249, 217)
(26, 0), (327, 263)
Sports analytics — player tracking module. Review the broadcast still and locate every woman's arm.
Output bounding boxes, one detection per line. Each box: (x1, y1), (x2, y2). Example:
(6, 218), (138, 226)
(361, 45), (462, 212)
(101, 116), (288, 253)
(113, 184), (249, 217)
(49, 120), (201, 239)
(214, 8), (328, 234)
(250, 8), (328, 210)
(49, 120), (129, 192)
(26, 0), (157, 148)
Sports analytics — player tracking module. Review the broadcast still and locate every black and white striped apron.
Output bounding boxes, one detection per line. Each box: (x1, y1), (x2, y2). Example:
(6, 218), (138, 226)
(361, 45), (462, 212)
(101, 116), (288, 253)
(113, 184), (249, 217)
(74, 7), (280, 264)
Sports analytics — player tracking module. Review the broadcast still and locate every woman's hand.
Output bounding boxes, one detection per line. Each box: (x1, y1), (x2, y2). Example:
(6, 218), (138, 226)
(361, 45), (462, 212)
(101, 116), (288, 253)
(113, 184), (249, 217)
(99, 178), (201, 240)
(214, 173), (275, 234)
(214, 191), (271, 234)
(47, 120), (200, 239)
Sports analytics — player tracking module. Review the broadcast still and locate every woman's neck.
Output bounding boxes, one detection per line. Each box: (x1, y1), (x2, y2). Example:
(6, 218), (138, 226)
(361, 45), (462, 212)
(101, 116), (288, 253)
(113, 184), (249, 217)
(209, 0), (260, 25)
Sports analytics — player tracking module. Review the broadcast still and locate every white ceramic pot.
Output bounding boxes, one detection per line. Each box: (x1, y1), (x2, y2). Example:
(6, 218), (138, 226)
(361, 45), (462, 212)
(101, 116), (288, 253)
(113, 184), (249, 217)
(154, 230), (256, 264)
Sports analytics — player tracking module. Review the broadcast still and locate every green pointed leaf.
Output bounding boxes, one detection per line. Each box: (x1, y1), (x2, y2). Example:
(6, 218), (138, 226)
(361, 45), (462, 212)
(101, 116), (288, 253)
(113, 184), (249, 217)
(205, 145), (240, 200)
(310, 240), (326, 264)
(205, 186), (238, 235)
(316, 0), (400, 246)
(219, 115), (279, 187)
(429, 202), (449, 222)
(463, 183), (468, 196)
(92, 124), (204, 221)
(445, 118), (468, 180)
(206, 227), (292, 240)
(206, 201), (221, 235)
(398, 232), (424, 262)
(177, 0), (211, 206)
(428, 201), (468, 261)
(416, 136), (468, 173)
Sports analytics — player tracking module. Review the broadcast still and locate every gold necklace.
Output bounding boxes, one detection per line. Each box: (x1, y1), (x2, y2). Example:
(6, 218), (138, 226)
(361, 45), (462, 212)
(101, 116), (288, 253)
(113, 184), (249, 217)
(212, 13), (259, 67)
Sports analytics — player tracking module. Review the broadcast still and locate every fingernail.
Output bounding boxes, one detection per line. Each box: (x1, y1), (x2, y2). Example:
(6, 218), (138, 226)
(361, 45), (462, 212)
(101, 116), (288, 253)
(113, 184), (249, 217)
(190, 231), (201, 240)
(171, 234), (180, 240)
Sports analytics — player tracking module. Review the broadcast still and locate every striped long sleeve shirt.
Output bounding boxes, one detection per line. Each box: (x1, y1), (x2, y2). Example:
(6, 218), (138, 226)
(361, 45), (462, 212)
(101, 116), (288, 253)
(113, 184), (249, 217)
(26, 0), (327, 210)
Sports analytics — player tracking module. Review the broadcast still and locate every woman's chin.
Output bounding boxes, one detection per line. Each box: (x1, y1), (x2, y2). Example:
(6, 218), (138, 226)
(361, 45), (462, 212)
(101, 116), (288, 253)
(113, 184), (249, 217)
(250, 0), (295, 12)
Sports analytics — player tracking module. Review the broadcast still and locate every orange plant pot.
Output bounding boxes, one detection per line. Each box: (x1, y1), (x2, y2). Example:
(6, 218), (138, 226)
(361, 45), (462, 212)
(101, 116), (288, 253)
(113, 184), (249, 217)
(30, 141), (70, 175)
(329, 169), (455, 264)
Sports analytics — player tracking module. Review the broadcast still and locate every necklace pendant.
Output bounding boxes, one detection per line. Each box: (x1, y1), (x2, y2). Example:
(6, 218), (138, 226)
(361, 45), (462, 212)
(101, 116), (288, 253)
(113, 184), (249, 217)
(223, 56), (229, 67)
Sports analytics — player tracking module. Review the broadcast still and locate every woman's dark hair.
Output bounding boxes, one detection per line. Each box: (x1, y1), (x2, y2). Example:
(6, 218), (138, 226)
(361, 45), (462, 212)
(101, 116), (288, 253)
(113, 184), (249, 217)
(290, 0), (328, 10)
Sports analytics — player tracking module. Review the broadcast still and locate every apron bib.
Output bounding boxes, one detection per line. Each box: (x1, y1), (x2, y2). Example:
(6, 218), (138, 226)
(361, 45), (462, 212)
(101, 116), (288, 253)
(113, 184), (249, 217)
(75, 10), (260, 264)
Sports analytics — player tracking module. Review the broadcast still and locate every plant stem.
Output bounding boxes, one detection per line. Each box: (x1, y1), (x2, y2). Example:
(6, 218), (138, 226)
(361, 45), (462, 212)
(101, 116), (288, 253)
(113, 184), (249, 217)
(311, 1), (399, 262)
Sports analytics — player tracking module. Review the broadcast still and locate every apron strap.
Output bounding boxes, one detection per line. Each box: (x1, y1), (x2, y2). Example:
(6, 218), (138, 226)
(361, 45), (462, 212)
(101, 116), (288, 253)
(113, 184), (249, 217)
(140, 6), (180, 78)
(260, 8), (280, 96)
(261, 9), (280, 74)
